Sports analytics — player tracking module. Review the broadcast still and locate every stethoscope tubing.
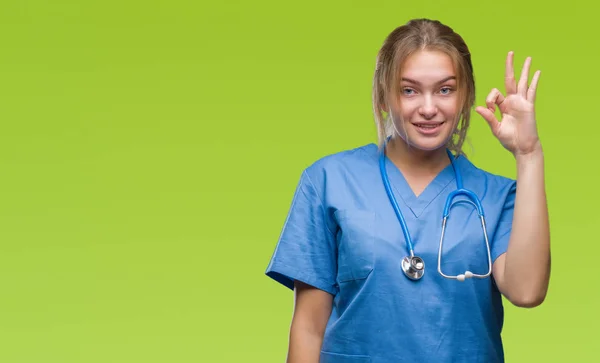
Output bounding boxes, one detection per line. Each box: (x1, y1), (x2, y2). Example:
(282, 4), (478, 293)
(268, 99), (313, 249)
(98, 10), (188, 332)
(379, 143), (492, 281)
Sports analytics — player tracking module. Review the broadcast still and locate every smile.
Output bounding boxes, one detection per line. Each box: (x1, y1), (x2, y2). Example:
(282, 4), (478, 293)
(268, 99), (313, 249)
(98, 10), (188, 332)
(412, 122), (444, 129)
(412, 122), (445, 135)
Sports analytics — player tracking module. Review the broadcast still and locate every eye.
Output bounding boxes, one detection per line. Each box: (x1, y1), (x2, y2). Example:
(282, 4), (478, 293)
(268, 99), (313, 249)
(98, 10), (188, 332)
(439, 87), (453, 95)
(402, 88), (416, 95)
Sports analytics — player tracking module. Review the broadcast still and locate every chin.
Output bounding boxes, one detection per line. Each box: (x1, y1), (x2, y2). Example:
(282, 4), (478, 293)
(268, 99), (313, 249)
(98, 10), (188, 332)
(407, 124), (455, 151)
(406, 137), (451, 152)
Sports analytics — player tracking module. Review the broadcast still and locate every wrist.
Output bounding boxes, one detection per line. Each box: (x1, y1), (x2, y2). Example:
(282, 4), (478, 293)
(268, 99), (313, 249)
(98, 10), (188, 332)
(514, 147), (545, 176)
(514, 142), (543, 163)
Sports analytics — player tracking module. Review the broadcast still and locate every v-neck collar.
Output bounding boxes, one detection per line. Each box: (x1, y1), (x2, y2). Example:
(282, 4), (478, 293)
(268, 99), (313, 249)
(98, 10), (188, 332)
(382, 152), (459, 218)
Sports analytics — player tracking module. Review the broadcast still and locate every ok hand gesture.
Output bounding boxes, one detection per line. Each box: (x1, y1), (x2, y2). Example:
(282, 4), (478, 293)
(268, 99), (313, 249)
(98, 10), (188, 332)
(475, 51), (542, 156)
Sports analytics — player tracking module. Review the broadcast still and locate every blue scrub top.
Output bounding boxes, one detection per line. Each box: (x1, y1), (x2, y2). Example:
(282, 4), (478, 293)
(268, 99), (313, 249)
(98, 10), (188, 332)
(265, 143), (517, 363)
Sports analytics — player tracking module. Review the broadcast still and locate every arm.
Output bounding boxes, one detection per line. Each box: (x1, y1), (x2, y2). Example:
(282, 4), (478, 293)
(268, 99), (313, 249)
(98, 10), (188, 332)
(287, 280), (333, 363)
(476, 52), (550, 308)
(493, 146), (551, 308)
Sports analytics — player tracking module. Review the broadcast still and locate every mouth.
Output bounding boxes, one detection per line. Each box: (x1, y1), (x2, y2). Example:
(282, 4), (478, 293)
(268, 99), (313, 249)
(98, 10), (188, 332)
(411, 121), (445, 135)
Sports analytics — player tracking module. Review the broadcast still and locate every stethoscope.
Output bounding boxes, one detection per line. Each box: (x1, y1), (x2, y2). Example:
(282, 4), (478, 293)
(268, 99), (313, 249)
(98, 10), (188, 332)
(379, 145), (493, 282)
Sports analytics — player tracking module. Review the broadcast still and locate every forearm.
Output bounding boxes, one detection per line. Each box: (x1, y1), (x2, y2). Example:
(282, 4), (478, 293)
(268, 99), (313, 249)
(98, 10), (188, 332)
(503, 147), (551, 306)
(286, 323), (324, 363)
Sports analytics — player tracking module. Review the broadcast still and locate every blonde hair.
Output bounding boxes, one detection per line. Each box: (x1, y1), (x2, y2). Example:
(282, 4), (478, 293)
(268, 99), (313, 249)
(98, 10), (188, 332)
(372, 18), (476, 156)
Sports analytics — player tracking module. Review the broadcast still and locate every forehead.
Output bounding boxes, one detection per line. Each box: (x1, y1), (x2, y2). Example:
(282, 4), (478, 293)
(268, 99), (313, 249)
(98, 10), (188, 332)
(400, 50), (455, 82)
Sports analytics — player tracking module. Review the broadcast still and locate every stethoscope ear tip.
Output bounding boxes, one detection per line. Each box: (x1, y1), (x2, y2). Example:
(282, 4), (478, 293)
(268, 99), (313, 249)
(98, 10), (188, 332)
(457, 271), (474, 282)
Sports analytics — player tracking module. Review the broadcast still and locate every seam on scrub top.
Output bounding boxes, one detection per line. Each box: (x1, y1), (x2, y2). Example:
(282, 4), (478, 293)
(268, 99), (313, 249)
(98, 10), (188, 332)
(303, 169), (336, 238)
(417, 175), (456, 216)
(490, 200), (515, 262)
(273, 260), (338, 295)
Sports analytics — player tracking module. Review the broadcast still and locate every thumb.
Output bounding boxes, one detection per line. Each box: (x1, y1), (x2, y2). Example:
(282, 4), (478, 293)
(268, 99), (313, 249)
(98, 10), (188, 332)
(475, 106), (500, 135)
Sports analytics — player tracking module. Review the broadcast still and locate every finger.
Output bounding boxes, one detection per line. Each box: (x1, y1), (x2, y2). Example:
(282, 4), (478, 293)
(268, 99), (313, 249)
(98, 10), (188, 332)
(505, 51), (517, 95)
(518, 56), (532, 97)
(475, 106), (501, 135)
(486, 88), (506, 114)
(527, 70), (541, 103)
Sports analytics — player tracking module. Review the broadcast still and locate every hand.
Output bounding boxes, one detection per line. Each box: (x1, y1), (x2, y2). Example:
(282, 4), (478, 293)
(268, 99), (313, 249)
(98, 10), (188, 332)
(475, 51), (542, 156)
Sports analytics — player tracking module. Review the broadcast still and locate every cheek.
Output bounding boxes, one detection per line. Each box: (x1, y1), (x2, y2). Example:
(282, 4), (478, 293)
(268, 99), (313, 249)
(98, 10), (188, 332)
(397, 102), (418, 120)
(441, 97), (460, 114)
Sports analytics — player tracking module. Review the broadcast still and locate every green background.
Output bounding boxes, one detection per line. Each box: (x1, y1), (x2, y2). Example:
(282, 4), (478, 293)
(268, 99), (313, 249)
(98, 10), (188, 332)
(0, 0), (595, 361)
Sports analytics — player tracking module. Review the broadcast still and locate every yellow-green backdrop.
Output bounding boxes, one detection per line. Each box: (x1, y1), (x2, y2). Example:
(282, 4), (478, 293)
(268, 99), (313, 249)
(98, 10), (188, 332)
(0, 0), (594, 362)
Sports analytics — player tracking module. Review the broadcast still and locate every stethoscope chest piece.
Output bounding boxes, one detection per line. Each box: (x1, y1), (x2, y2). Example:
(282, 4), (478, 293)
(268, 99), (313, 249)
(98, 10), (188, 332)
(401, 256), (425, 281)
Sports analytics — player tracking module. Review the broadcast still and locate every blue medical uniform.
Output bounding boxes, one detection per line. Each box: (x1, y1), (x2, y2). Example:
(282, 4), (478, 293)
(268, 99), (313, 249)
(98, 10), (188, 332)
(265, 143), (517, 363)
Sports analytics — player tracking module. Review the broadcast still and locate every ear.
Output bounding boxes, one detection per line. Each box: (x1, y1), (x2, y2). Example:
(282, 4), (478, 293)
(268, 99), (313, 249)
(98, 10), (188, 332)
(380, 97), (390, 113)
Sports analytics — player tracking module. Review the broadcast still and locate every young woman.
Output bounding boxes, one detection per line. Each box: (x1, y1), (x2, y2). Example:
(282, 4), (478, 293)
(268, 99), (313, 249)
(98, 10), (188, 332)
(265, 18), (550, 363)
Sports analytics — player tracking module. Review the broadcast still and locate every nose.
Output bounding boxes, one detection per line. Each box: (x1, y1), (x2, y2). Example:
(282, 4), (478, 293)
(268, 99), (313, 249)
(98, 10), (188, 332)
(418, 95), (438, 119)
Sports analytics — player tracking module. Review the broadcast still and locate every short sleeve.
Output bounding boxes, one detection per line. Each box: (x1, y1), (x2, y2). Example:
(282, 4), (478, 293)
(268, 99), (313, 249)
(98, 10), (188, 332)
(491, 181), (517, 262)
(265, 170), (338, 295)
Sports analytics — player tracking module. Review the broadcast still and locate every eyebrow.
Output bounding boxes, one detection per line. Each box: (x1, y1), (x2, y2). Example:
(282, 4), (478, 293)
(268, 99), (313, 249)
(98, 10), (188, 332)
(401, 76), (456, 85)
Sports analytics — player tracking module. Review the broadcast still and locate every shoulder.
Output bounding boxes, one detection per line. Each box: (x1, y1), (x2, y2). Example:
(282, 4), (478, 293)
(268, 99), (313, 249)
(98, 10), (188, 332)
(457, 155), (517, 197)
(302, 143), (379, 185)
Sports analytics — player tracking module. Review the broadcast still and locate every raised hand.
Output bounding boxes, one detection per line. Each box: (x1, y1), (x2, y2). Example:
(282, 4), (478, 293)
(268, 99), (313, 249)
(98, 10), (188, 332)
(475, 51), (542, 156)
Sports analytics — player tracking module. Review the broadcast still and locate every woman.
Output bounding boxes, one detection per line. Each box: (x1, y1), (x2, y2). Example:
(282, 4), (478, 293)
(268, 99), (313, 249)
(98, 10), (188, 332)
(265, 18), (550, 363)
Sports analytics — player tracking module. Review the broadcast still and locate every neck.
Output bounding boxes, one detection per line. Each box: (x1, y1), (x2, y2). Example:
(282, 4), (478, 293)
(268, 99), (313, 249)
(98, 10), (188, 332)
(386, 136), (451, 174)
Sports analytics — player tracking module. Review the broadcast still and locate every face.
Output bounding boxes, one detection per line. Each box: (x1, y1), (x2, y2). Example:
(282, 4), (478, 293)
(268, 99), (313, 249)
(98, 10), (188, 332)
(388, 49), (460, 151)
